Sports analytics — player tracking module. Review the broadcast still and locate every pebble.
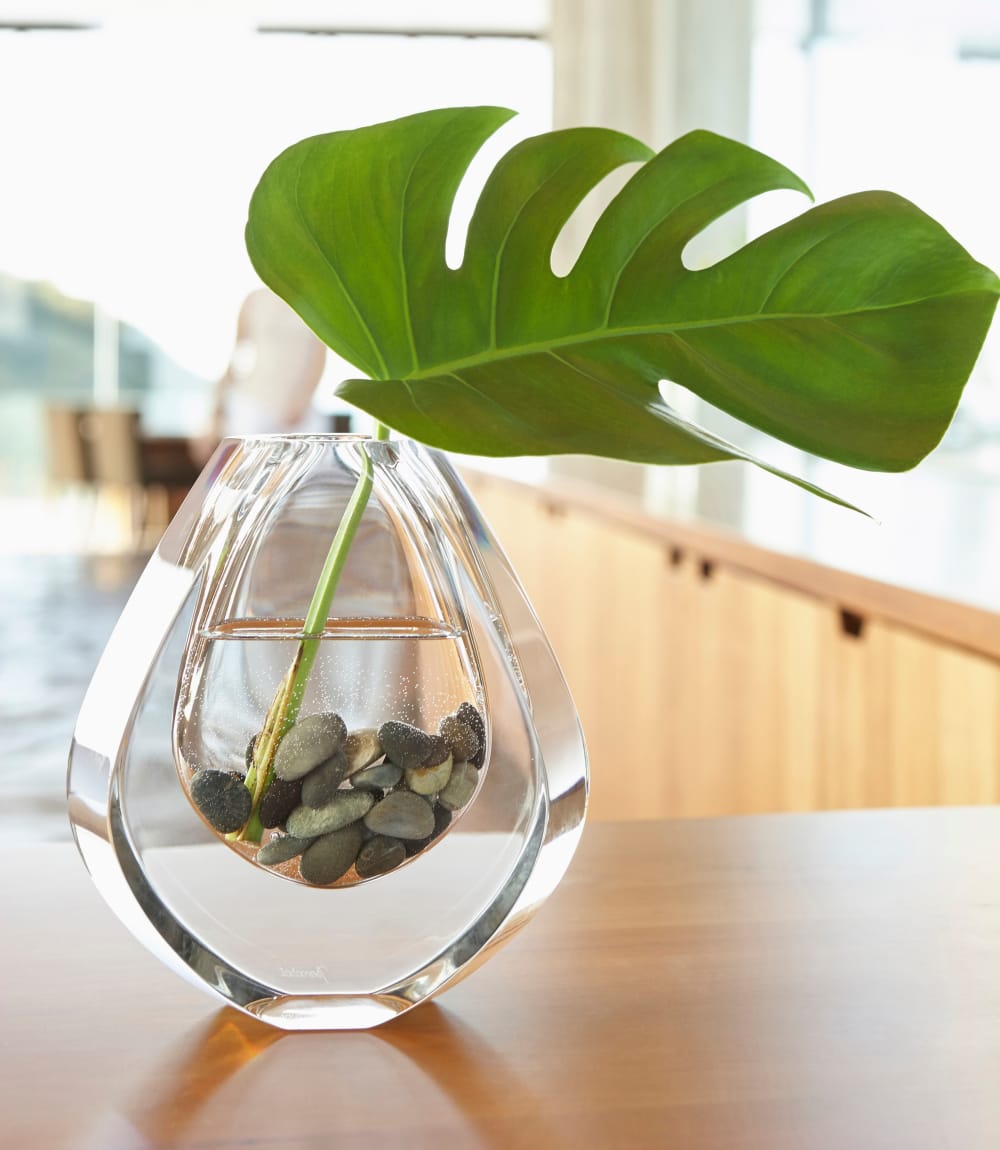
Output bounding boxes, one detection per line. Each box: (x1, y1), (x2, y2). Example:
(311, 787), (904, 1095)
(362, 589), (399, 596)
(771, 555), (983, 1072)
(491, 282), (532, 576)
(438, 760), (478, 811)
(274, 712), (347, 781)
(259, 776), (302, 829)
(438, 714), (479, 763)
(355, 835), (407, 878)
(421, 735), (451, 767)
(364, 790), (435, 840)
(456, 702), (486, 767)
(286, 790), (374, 838)
(378, 720), (434, 770)
(343, 728), (383, 774)
(300, 751), (349, 808)
(214, 705), (487, 883)
(257, 833), (315, 866)
(299, 824), (364, 885)
(405, 752), (453, 796)
(405, 804), (452, 857)
(191, 770), (252, 833)
(350, 761), (403, 792)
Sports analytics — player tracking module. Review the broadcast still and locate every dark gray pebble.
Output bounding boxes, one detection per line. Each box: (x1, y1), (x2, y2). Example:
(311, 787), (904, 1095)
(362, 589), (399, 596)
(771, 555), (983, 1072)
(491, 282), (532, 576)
(456, 702), (486, 767)
(191, 770), (252, 834)
(364, 790), (435, 840)
(405, 804), (453, 857)
(259, 776), (302, 829)
(257, 833), (315, 866)
(350, 761), (403, 792)
(274, 712), (347, 781)
(421, 735), (451, 767)
(378, 720), (434, 770)
(355, 835), (407, 878)
(299, 824), (364, 885)
(300, 750), (349, 809)
(438, 714), (479, 763)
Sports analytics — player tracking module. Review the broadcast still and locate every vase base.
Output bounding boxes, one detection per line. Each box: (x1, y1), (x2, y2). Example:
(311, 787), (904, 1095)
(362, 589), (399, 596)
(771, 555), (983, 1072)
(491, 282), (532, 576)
(245, 992), (414, 1030)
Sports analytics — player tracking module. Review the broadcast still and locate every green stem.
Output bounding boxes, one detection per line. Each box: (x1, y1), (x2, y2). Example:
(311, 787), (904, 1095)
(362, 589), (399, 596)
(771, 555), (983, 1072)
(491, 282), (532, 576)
(237, 423), (390, 842)
(285, 421), (391, 728)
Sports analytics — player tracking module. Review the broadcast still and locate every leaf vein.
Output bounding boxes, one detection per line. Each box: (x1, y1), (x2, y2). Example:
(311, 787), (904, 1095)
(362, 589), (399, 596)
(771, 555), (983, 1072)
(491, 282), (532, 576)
(603, 182), (717, 323)
(489, 150), (580, 349)
(757, 217), (872, 312)
(399, 118), (455, 372)
(412, 293), (983, 381)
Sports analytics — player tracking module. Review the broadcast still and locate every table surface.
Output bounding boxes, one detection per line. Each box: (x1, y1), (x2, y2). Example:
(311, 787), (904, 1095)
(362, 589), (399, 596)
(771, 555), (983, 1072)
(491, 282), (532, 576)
(6, 807), (1000, 1149)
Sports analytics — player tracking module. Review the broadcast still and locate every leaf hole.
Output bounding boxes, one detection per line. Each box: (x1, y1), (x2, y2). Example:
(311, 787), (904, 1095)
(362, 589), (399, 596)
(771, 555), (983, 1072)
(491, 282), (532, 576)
(699, 559), (715, 581)
(680, 189), (809, 272)
(445, 117), (543, 271)
(550, 162), (644, 278)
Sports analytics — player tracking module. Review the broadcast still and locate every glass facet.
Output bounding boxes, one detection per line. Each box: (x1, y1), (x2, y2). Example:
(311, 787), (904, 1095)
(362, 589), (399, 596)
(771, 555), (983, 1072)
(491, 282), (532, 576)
(68, 435), (588, 1029)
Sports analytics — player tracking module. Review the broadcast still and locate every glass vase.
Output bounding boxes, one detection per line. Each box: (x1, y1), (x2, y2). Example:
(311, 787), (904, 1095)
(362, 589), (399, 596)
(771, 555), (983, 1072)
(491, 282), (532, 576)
(67, 435), (588, 1030)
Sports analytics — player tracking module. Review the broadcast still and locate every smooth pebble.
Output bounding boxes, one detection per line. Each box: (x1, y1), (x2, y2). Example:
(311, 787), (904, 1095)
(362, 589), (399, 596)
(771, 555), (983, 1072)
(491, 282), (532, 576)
(438, 761), (478, 811)
(405, 804), (452, 857)
(257, 833), (315, 866)
(350, 761), (403, 792)
(274, 712), (347, 781)
(343, 728), (383, 774)
(456, 702), (486, 767)
(405, 753), (453, 796)
(355, 835), (407, 878)
(286, 790), (374, 838)
(364, 790), (435, 840)
(191, 770), (252, 834)
(259, 776), (302, 829)
(300, 751), (349, 809)
(299, 824), (364, 885)
(378, 720), (434, 770)
(437, 714), (479, 763)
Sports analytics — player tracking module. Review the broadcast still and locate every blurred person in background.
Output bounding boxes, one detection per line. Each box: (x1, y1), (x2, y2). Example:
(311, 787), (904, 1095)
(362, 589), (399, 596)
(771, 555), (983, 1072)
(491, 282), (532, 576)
(193, 287), (327, 463)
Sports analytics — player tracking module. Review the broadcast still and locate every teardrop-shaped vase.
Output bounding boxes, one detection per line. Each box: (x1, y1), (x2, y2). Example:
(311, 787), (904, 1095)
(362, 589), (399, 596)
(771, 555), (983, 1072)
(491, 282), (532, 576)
(68, 435), (588, 1029)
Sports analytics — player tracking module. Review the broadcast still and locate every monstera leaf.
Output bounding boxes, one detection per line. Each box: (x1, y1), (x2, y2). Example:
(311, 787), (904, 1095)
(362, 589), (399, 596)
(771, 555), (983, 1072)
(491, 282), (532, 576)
(246, 106), (999, 505)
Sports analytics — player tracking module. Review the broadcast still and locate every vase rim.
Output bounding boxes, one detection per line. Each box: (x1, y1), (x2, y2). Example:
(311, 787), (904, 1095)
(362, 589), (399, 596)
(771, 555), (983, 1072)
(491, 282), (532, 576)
(221, 433), (384, 444)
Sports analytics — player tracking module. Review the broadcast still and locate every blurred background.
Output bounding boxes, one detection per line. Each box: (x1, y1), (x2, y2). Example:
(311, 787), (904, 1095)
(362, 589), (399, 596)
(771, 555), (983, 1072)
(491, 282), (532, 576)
(2, 0), (1000, 551)
(3, 0), (1000, 836)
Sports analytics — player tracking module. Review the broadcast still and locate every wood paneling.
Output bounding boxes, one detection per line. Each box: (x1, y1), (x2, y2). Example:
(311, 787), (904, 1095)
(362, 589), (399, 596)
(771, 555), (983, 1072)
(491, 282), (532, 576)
(465, 470), (1000, 819)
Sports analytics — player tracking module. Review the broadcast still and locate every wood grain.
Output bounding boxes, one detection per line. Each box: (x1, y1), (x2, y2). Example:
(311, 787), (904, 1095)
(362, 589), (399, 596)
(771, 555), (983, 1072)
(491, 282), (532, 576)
(7, 812), (1000, 1149)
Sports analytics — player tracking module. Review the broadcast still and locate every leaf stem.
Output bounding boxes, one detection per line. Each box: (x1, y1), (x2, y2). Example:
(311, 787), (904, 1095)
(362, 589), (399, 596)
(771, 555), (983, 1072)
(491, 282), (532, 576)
(236, 423), (390, 842)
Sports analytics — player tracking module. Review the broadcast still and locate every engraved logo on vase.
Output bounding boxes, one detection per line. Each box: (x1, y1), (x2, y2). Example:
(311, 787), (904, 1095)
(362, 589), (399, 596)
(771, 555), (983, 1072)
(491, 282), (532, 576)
(279, 964), (329, 982)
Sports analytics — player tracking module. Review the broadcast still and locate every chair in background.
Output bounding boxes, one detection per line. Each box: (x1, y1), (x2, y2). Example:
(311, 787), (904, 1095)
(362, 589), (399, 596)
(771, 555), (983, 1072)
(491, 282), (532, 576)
(81, 408), (147, 548)
(43, 405), (97, 549)
(44, 405), (170, 551)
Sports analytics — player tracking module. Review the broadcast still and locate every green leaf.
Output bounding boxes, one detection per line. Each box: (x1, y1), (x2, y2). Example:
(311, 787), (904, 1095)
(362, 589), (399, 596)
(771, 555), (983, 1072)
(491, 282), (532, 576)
(246, 106), (1000, 503)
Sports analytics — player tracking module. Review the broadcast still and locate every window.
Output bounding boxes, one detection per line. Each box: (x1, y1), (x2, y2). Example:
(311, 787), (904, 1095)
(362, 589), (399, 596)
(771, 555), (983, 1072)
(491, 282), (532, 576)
(0, 3), (551, 495)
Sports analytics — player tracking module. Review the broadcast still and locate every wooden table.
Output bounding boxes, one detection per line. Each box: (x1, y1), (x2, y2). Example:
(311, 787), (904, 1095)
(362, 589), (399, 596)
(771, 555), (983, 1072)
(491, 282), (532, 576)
(6, 809), (1000, 1148)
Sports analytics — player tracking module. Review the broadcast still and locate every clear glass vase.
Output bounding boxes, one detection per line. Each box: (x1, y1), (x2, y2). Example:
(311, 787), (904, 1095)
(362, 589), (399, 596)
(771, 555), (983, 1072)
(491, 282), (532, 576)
(67, 435), (588, 1030)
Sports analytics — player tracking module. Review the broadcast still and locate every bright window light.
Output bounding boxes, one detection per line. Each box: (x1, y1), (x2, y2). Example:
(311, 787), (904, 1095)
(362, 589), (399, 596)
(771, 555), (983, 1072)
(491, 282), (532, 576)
(0, 19), (552, 382)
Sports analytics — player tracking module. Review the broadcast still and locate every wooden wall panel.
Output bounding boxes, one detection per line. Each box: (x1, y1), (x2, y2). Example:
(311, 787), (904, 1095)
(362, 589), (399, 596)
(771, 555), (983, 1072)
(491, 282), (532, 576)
(465, 471), (1000, 820)
(820, 618), (892, 810)
(935, 643), (1000, 804)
